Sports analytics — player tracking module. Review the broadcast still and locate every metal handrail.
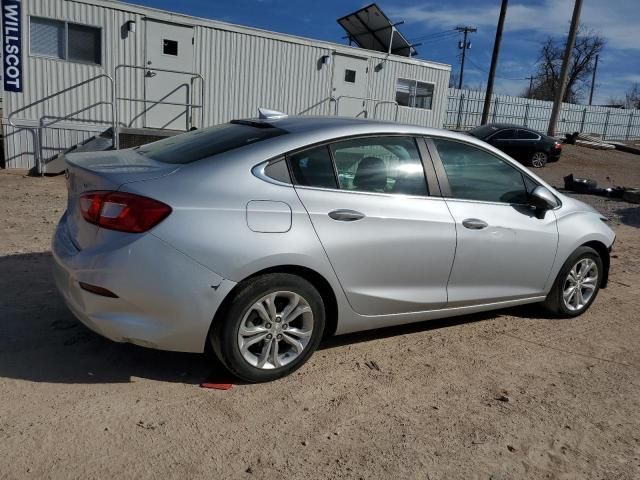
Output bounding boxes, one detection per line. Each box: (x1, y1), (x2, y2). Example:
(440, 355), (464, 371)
(39, 102), (115, 129)
(373, 100), (399, 121)
(334, 95), (399, 120)
(7, 73), (115, 175)
(114, 64), (205, 134)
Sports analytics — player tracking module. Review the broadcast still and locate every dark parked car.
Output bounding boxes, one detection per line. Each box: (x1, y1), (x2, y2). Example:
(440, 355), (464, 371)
(468, 123), (562, 168)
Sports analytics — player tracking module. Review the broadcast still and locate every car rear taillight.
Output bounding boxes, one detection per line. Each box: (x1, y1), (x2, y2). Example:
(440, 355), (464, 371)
(553, 142), (562, 150)
(79, 191), (172, 233)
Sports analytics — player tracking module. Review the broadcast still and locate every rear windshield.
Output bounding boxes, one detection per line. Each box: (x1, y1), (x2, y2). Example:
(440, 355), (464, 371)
(467, 124), (498, 139)
(136, 122), (288, 164)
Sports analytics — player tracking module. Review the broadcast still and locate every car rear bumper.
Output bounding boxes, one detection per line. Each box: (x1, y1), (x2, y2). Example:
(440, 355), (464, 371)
(52, 213), (236, 353)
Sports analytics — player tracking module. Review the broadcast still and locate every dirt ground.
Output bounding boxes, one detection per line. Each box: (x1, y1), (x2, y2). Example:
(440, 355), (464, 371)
(1, 145), (639, 479)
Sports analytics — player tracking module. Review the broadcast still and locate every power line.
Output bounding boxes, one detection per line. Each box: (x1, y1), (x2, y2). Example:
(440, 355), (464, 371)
(465, 55), (529, 81)
(411, 31), (458, 43)
(411, 29), (458, 41)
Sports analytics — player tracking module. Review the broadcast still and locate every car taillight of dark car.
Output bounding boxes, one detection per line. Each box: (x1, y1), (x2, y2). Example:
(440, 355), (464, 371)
(79, 191), (172, 233)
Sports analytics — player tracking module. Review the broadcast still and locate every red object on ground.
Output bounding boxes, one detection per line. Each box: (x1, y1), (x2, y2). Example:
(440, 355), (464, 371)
(200, 381), (233, 390)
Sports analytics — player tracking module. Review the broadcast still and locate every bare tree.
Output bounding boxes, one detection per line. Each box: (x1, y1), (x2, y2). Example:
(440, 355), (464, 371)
(607, 84), (640, 109)
(625, 83), (640, 109)
(524, 26), (605, 103)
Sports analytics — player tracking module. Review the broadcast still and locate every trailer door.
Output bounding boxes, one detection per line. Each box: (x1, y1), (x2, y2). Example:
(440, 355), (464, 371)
(332, 54), (368, 118)
(144, 20), (195, 130)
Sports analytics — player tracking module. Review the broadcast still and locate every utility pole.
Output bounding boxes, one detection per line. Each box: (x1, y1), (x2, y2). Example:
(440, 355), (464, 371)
(588, 54), (599, 105)
(527, 76), (535, 96)
(481, 0), (508, 125)
(547, 0), (582, 136)
(456, 25), (477, 90)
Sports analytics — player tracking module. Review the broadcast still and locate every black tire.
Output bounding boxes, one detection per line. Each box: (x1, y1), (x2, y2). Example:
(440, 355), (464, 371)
(529, 151), (548, 168)
(543, 246), (603, 317)
(210, 273), (325, 383)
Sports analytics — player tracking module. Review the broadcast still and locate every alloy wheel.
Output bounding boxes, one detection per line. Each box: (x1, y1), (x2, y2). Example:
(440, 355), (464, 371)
(531, 152), (547, 168)
(237, 291), (314, 369)
(562, 258), (599, 312)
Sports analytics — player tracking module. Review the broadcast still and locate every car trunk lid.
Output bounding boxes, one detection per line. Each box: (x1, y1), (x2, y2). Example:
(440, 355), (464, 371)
(64, 149), (179, 249)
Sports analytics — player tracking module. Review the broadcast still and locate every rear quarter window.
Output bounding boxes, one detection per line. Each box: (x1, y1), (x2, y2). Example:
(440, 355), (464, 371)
(136, 122), (288, 164)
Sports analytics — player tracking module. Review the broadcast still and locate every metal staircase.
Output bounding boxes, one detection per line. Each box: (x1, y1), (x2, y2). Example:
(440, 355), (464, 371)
(6, 65), (204, 175)
(6, 65), (400, 175)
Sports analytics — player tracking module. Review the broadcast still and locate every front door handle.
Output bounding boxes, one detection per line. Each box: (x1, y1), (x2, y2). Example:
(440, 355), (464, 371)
(462, 218), (488, 230)
(328, 209), (365, 222)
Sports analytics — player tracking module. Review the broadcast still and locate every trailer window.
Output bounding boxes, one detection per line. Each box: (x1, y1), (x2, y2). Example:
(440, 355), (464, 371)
(30, 18), (65, 59)
(68, 24), (102, 64)
(136, 123), (289, 164)
(395, 78), (434, 110)
(29, 17), (102, 65)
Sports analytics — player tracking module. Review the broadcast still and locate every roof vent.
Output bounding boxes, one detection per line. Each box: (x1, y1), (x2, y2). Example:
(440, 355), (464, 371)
(258, 107), (288, 120)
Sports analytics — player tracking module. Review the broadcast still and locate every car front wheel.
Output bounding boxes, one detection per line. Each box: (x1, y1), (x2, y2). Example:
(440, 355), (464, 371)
(211, 273), (325, 383)
(543, 246), (602, 317)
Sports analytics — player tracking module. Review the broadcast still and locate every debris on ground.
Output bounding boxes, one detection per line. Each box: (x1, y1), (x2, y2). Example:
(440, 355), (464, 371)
(563, 174), (632, 200)
(609, 142), (640, 156)
(364, 360), (381, 371)
(200, 380), (234, 390)
(565, 132), (616, 150)
(564, 132), (640, 155)
(622, 188), (640, 204)
(495, 392), (511, 403)
(136, 420), (166, 430)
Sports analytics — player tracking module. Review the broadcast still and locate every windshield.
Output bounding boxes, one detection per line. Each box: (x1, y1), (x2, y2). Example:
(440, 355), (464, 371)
(136, 122), (288, 164)
(468, 124), (499, 139)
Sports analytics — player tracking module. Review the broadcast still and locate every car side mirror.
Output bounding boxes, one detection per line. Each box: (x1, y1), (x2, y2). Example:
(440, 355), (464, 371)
(529, 186), (559, 211)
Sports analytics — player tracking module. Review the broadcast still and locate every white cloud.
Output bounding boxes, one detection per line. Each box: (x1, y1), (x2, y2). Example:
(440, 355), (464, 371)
(389, 0), (640, 51)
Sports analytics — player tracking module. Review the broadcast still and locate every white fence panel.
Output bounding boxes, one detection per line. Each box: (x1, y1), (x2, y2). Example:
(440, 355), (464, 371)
(446, 88), (640, 140)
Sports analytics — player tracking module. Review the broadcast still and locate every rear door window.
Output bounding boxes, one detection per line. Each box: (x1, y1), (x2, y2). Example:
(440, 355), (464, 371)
(329, 137), (428, 196)
(490, 129), (516, 140)
(517, 129), (540, 140)
(136, 122), (288, 164)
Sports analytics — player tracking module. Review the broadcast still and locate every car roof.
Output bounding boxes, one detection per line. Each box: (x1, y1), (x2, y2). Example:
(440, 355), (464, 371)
(235, 115), (476, 142)
(486, 123), (522, 130)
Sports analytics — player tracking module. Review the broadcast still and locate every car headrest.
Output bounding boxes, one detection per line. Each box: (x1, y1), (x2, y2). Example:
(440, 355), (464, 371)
(353, 156), (387, 192)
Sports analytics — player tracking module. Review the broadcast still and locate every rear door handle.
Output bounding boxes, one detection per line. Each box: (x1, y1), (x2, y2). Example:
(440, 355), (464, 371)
(462, 218), (488, 230)
(328, 209), (365, 222)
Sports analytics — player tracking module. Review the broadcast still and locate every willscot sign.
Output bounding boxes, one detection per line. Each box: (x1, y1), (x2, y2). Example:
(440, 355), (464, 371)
(2, 0), (22, 92)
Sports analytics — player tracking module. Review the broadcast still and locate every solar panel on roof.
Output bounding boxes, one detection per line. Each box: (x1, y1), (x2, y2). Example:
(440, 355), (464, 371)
(337, 3), (417, 57)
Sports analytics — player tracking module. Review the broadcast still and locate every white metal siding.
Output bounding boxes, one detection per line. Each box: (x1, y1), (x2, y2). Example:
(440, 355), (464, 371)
(2, 0), (450, 169)
(366, 57), (450, 126)
(195, 27), (334, 125)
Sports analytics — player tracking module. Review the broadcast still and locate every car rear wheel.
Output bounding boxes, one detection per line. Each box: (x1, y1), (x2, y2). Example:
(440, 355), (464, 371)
(543, 246), (602, 317)
(530, 151), (548, 168)
(211, 273), (325, 383)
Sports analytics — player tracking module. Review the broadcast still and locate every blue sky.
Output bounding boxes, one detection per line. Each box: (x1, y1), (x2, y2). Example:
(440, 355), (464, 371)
(127, 0), (639, 104)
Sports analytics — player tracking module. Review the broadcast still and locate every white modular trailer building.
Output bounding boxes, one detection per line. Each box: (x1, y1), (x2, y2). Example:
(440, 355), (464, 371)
(1, 0), (451, 170)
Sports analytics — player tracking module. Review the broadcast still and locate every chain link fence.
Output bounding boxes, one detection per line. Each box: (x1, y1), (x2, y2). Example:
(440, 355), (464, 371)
(445, 88), (640, 141)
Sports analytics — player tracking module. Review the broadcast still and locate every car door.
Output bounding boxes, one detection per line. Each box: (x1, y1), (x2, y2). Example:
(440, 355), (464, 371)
(487, 128), (518, 158)
(428, 137), (559, 306)
(289, 136), (456, 316)
(517, 129), (542, 158)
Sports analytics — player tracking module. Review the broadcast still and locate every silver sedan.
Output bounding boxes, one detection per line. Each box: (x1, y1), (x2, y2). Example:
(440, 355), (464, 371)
(52, 115), (615, 382)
